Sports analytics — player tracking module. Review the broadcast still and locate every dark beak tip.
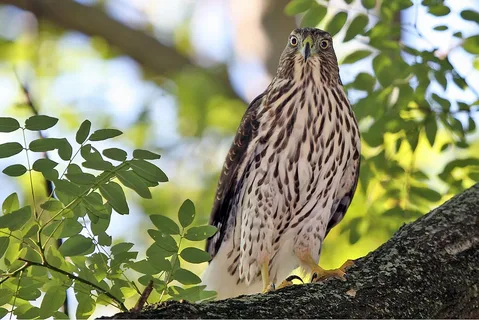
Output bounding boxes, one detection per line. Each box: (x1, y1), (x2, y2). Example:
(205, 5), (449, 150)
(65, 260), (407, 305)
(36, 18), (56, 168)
(304, 43), (311, 61)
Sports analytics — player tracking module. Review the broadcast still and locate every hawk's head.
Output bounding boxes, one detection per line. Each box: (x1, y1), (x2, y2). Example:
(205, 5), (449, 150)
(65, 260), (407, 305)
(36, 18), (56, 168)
(276, 28), (340, 85)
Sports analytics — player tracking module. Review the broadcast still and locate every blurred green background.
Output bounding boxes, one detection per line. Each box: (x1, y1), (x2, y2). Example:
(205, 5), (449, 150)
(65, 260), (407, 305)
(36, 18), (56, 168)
(0, 0), (478, 316)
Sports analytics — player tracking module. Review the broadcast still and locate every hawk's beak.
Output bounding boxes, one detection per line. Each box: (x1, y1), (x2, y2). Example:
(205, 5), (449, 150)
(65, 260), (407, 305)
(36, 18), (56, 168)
(302, 36), (313, 61)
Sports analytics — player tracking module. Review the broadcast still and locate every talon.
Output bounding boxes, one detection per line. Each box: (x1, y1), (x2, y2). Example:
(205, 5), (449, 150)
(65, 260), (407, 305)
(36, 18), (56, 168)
(262, 283), (275, 293)
(285, 275), (303, 283)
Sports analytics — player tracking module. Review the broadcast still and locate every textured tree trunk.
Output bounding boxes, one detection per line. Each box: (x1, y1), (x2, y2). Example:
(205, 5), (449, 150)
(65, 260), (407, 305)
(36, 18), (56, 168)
(102, 183), (479, 319)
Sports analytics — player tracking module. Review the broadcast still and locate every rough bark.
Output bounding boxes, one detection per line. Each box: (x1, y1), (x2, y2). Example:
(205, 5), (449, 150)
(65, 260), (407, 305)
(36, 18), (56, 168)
(104, 183), (479, 319)
(0, 0), (239, 100)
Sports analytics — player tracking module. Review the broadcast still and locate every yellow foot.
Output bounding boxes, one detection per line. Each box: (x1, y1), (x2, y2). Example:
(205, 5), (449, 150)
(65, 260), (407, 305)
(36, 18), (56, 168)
(262, 283), (276, 293)
(311, 259), (355, 282)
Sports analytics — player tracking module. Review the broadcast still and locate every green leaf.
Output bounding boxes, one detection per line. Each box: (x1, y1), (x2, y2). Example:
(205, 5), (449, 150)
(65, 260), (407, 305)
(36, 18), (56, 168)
(148, 229), (178, 252)
(284, 0), (313, 15)
(58, 138), (73, 160)
(173, 268), (202, 285)
(98, 231), (112, 246)
(32, 158), (58, 172)
(180, 247), (212, 264)
(25, 115), (58, 131)
(82, 159), (113, 171)
(58, 219), (83, 238)
(0, 117), (20, 132)
(99, 182), (129, 215)
(0, 308), (8, 319)
(463, 36), (479, 54)
(89, 129), (122, 141)
(111, 242), (134, 255)
(2, 164), (27, 177)
(410, 186), (442, 202)
(301, 3), (327, 27)
(425, 116), (438, 147)
(361, 0), (375, 9)
(372, 54), (394, 87)
(133, 149), (161, 160)
(0, 205), (31, 231)
(461, 9), (479, 22)
(130, 159), (168, 182)
(55, 179), (81, 196)
(0, 288), (13, 305)
(116, 170), (152, 199)
(103, 148), (127, 161)
(178, 199), (195, 228)
(29, 138), (59, 152)
(428, 5), (450, 16)
(352, 72), (375, 91)
(40, 199), (64, 212)
(59, 235), (94, 256)
(348, 217), (361, 244)
(342, 50), (372, 65)
(0, 142), (23, 158)
(75, 295), (95, 319)
(325, 11), (348, 37)
(184, 225), (217, 241)
(66, 172), (96, 185)
(91, 217), (110, 235)
(433, 25), (448, 31)
(150, 215), (180, 235)
(0, 237), (9, 259)
(40, 286), (66, 318)
(343, 14), (368, 42)
(2, 192), (19, 214)
(76, 120), (91, 144)
(130, 259), (163, 275)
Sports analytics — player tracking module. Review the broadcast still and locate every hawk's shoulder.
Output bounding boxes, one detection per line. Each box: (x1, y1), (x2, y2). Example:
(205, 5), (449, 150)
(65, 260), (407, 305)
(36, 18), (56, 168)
(206, 92), (265, 257)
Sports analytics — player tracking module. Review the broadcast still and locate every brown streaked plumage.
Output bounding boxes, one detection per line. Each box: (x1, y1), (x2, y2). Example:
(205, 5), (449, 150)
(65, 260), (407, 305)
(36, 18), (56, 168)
(202, 28), (361, 299)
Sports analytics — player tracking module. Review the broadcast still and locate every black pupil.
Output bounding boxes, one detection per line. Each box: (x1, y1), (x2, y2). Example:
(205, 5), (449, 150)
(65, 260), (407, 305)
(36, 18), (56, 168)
(291, 37), (297, 45)
(321, 41), (327, 47)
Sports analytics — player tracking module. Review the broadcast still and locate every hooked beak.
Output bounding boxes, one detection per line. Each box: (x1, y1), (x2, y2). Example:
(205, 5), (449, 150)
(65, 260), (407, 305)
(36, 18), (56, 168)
(301, 36), (313, 61)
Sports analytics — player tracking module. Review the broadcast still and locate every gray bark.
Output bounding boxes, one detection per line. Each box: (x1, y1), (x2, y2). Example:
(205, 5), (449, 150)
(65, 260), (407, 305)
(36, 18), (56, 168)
(105, 183), (479, 319)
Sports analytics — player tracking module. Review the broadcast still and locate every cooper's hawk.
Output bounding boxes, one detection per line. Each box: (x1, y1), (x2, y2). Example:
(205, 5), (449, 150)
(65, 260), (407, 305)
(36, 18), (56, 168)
(202, 28), (361, 299)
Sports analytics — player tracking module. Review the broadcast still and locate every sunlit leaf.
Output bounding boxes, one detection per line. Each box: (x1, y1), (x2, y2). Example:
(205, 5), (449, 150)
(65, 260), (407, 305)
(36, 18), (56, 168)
(463, 35), (479, 54)
(116, 170), (152, 199)
(99, 182), (129, 215)
(59, 235), (94, 256)
(0, 117), (20, 132)
(173, 268), (202, 285)
(130, 159), (168, 182)
(66, 172), (96, 185)
(180, 247), (212, 264)
(361, 0), (375, 9)
(147, 229), (178, 252)
(89, 129), (122, 141)
(342, 50), (372, 64)
(184, 225), (217, 241)
(0, 142), (23, 158)
(301, 3), (327, 27)
(344, 14), (368, 42)
(2, 164), (27, 177)
(461, 9), (479, 22)
(111, 242), (134, 255)
(0, 237), (9, 259)
(150, 214), (180, 235)
(40, 286), (66, 318)
(2, 192), (19, 214)
(103, 148), (127, 161)
(428, 5), (450, 16)
(425, 116), (438, 147)
(25, 115), (58, 131)
(0, 205), (31, 231)
(76, 120), (91, 144)
(326, 11), (347, 37)
(284, 0), (313, 15)
(40, 199), (64, 212)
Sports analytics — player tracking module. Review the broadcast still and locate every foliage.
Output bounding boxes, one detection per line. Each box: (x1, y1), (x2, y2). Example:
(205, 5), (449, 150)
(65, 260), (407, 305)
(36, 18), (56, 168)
(0, 115), (216, 318)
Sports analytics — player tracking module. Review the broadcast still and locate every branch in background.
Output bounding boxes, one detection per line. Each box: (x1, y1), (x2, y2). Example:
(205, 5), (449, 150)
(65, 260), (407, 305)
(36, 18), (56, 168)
(0, 0), (241, 101)
(104, 183), (479, 319)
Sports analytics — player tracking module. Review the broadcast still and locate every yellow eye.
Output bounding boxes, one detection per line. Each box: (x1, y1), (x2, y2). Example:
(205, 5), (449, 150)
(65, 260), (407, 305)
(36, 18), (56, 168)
(320, 39), (329, 49)
(289, 35), (298, 47)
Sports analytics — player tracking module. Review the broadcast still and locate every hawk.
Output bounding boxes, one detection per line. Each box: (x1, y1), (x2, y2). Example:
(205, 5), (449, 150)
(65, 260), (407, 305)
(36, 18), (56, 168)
(202, 28), (361, 300)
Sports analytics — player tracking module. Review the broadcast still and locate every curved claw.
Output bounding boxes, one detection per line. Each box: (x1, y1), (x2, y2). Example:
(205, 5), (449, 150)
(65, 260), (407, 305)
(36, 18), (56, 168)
(285, 275), (304, 283)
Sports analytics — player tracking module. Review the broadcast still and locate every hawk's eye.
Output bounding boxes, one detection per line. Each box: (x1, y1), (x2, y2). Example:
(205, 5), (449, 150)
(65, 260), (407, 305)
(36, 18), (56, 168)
(320, 39), (329, 49)
(289, 35), (298, 47)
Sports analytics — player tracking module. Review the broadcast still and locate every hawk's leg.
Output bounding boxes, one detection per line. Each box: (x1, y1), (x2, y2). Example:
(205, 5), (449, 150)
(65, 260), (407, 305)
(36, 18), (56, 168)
(261, 260), (275, 293)
(298, 252), (354, 282)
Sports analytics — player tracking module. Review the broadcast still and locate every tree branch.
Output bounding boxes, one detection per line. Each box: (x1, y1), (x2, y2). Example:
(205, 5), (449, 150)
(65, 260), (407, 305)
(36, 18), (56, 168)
(0, 0), (240, 100)
(105, 183), (479, 318)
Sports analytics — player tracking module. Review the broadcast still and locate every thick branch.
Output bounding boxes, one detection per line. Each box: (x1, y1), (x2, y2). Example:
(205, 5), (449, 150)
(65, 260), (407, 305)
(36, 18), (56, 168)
(107, 183), (479, 318)
(0, 0), (239, 100)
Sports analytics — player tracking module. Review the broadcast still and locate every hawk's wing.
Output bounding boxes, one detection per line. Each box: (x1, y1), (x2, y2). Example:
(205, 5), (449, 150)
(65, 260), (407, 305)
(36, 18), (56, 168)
(325, 153), (360, 236)
(206, 93), (265, 258)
